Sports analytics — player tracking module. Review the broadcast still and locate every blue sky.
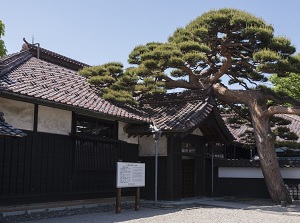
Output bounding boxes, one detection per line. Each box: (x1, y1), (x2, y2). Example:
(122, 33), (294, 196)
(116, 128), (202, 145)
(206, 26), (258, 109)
(2, 0), (300, 67)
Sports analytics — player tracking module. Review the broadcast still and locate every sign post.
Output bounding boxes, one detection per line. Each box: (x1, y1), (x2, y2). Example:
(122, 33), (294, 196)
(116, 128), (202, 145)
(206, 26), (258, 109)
(135, 187), (140, 211)
(116, 162), (145, 213)
(116, 187), (122, 214)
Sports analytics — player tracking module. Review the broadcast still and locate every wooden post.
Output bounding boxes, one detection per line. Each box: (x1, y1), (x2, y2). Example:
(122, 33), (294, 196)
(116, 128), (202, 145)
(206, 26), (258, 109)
(135, 187), (140, 211)
(116, 188), (122, 214)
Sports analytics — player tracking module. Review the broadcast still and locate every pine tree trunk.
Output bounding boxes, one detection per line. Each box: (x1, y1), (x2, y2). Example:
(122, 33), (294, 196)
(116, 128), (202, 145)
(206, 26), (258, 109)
(248, 101), (292, 204)
(212, 85), (292, 204)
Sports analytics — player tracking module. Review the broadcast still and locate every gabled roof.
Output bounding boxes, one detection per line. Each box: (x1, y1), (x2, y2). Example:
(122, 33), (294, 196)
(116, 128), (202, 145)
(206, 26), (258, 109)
(142, 90), (216, 131)
(0, 112), (26, 137)
(275, 114), (300, 143)
(124, 90), (234, 142)
(0, 43), (233, 139)
(26, 42), (89, 71)
(222, 113), (249, 144)
(0, 47), (149, 123)
(223, 113), (300, 145)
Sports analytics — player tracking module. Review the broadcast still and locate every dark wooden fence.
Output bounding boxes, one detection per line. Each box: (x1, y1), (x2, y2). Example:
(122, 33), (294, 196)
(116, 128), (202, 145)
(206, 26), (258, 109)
(285, 180), (300, 200)
(215, 177), (300, 200)
(0, 131), (139, 205)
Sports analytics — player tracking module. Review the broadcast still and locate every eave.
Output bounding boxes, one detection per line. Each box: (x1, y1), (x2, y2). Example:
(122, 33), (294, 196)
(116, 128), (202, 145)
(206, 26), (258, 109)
(0, 91), (148, 124)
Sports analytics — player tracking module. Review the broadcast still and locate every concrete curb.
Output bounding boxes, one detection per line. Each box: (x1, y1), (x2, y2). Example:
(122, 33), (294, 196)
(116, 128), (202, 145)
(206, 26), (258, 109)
(1, 197), (300, 219)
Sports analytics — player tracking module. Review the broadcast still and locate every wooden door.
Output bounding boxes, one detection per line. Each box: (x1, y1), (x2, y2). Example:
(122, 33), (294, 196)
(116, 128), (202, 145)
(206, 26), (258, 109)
(181, 159), (195, 197)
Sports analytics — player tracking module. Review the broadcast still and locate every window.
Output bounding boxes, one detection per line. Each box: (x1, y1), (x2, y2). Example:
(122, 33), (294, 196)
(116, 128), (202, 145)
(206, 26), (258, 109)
(182, 141), (196, 154)
(75, 115), (117, 139)
(73, 114), (118, 170)
(74, 139), (117, 170)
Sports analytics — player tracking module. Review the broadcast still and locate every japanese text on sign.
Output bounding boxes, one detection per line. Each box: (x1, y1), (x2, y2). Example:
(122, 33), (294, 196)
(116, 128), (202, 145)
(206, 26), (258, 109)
(116, 162), (145, 188)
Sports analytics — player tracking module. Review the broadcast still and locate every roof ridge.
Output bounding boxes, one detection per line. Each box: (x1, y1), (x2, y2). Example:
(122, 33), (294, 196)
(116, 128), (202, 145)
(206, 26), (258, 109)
(280, 114), (300, 121)
(140, 89), (209, 105)
(26, 43), (90, 71)
(0, 51), (32, 76)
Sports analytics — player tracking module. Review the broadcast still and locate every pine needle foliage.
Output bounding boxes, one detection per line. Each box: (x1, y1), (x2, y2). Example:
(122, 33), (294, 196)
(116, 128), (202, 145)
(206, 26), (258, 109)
(0, 20), (7, 57)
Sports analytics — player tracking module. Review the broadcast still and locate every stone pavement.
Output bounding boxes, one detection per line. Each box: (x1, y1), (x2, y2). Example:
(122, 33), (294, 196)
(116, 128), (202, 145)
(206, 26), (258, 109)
(1, 196), (300, 222)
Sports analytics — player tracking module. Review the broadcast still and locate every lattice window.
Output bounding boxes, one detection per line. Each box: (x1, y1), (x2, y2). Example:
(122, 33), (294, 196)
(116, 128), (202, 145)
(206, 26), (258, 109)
(287, 183), (300, 200)
(181, 141), (196, 154)
(75, 115), (117, 139)
(74, 139), (117, 171)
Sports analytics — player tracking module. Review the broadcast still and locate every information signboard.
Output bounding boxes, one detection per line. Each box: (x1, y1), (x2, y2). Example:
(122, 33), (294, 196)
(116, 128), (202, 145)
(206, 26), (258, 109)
(116, 162), (145, 188)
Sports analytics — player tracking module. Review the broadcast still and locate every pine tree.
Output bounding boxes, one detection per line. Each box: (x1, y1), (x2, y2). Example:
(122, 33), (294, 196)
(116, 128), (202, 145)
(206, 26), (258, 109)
(80, 9), (300, 203)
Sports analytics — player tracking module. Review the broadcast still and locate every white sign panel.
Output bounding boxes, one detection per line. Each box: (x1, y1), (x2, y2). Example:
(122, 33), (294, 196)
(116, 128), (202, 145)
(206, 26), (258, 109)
(116, 162), (145, 188)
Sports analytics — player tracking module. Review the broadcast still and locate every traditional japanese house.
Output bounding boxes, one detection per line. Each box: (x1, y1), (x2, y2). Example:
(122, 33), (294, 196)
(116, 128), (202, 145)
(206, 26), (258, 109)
(0, 43), (146, 205)
(0, 41), (234, 205)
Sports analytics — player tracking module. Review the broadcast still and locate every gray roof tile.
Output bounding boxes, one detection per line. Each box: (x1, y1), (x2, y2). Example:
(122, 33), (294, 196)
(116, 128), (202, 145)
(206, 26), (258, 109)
(0, 45), (231, 134)
(0, 112), (26, 137)
(125, 90), (225, 134)
(223, 113), (300, 144)
(0, 51), (149, 123)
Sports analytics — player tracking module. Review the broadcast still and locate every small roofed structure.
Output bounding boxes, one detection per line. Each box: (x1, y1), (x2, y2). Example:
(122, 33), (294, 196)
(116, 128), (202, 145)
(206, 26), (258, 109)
(223, 113), (300, 147)
(0, 112), (26, 137)
(124, 89), (234, 143)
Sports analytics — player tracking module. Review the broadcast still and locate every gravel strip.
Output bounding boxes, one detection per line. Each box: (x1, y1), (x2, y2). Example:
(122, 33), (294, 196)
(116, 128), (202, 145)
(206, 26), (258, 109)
(1, 202), (299, 223)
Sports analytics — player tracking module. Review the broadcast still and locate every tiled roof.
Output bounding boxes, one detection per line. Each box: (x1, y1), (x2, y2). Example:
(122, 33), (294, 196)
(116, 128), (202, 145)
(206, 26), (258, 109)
(0, 112), (26, 137)
(274, 114), (300, 143)
(27, 43), (89, 71)
(0, 51), (32, 76)
(0, 50), (149, 123)
(223, 113), (300, 144)
(124, 90), (234, 140)
(222, 113), (248, 144)
(142, 90), (216, 131)
(0, 44), (233, 136)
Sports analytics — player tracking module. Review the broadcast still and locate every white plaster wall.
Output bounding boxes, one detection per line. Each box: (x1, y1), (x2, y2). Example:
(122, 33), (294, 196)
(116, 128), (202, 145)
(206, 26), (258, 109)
(38, 105), (72, 135)
(118, 121), (138, 144)
(0, 97), (34, 130)
(219, 167), (300, 179)
(139, 135), (168, 156)
(191, 128), (203, 136)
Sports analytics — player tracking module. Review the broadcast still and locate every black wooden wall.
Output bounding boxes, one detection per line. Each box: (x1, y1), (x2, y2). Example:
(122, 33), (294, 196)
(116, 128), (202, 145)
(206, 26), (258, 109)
(0, 131), (139, 205)
(139, 156), (168, 200)
(215, 177), (300, 200)
(215, 178), (270, 198)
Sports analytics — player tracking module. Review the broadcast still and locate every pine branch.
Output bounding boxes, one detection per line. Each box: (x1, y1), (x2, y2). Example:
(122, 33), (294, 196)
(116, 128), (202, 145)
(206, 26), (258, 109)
(264, 106), (300, 117)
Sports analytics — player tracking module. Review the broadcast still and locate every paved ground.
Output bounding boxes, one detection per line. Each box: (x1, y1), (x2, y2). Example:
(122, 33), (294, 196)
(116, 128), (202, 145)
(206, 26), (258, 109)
(1, 197), (300, 223)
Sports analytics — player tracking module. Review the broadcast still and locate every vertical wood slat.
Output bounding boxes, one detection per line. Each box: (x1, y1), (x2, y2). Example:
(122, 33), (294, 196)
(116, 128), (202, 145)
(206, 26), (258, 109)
(30, 132), (37, 195)
(10, 139), (21, 195)
(57, 136), (64, 193)
(0, 132), (139, 204)
(24, 134), (33, 195)
(35, 132), (43, 194)
(16, 138), (25, 195)
(2, 137), (12, 195)
(0, 137), (5, 195)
